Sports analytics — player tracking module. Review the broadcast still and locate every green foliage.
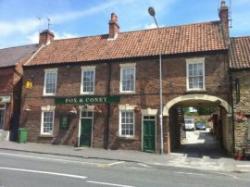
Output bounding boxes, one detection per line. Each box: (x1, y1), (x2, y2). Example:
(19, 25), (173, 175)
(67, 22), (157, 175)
(197, 106), (216, 115)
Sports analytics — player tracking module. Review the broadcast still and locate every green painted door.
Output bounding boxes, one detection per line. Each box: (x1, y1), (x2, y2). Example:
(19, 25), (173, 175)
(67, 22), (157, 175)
(143, 120), (155, 152)
(80, 118), (92, 146)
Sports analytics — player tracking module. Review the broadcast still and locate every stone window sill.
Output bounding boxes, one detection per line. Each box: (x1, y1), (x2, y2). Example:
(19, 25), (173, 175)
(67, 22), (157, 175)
(39, 134), (54, 138)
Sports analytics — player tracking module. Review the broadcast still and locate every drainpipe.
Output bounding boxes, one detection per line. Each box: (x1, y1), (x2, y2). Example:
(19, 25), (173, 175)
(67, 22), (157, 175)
(104, 62), (112, 149)
(229, 69), (235, 155)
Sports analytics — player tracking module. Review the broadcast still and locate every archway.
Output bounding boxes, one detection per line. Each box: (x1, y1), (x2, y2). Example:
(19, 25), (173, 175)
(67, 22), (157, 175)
(163, 94), (233, 157)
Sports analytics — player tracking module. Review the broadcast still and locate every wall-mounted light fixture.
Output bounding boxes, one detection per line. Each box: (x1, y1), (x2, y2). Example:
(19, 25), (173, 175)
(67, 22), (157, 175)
(24, 105), (32, 111)
(69, 106), (77, 114)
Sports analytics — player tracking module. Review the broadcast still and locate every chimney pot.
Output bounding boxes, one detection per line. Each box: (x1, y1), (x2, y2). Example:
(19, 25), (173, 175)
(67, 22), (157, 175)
(39, 29), (55, 46)
(108, 13), (119, 39)
(219, 0), (229, 42)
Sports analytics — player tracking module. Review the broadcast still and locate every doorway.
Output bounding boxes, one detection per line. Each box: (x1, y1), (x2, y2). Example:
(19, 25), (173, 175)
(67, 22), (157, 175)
(143, 116), (156, 152)
(80, 111), (93, 147)
(0, 104), (6, 129)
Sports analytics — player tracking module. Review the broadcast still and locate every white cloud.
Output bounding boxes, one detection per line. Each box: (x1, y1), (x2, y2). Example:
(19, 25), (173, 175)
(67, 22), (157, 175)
(0, 0), (125, 39)
(27, 31), (79, 44)
(0, 18), (43, 37)
(144, 23), (157, 29)
(54, 32), (79, 40)
(50, 0), (120, 24)
(26, 32), (39, 44)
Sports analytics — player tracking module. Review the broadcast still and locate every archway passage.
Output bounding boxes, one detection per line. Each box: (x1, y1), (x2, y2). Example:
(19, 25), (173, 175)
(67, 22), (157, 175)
(164, 95), (233, 158)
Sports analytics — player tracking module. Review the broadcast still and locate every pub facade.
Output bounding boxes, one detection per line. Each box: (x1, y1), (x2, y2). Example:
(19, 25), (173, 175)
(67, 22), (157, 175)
(20, 2), (234, 153)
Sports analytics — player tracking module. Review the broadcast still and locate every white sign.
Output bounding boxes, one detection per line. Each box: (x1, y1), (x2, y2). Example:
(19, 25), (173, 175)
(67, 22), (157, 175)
(0, 96), (11, 103)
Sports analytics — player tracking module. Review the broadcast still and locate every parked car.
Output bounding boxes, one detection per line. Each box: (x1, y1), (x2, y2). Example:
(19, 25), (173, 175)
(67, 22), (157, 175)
(195, 122), (206, 130)
(184, 119), (195, 131)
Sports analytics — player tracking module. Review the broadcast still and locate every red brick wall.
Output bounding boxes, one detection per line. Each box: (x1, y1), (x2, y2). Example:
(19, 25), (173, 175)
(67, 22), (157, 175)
(0, 67), (14, 94)
(21, 52), (230, 151)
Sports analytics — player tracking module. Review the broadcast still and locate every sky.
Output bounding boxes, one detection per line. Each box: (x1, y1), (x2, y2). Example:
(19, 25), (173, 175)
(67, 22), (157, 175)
(0, 0), (249, 49)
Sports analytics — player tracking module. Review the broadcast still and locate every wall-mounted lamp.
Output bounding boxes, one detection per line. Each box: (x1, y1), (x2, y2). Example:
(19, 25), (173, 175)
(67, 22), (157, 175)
(134, 106), (140, 113)
(69, 106), (77, 114)
(24, 105), (32, 111)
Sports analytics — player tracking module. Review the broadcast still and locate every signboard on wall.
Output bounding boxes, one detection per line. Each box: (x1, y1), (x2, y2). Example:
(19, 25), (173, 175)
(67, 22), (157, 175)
(55, 96), (120, 105)
(24, 80), (33, 89)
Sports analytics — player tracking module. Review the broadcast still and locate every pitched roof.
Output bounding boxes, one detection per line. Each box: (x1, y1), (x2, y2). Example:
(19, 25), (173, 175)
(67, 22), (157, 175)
(26, 21), (227, 66)
(230, 36), (250, 69)
(0, 44), (38, 68)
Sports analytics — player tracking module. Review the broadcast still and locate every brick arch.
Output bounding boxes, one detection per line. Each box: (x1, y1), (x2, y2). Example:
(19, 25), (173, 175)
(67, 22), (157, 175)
(163, 94), (232, 116)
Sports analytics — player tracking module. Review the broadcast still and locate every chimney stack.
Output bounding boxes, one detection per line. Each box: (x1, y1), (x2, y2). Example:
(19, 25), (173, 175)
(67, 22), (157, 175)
(39, 29), (55, 46)
(108, 13), (120, 39)
(219, 0), (229, 41)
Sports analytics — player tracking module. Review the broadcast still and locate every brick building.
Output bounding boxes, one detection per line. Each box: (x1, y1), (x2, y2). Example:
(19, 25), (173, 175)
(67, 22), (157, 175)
(20, 2), (234, 153)
(230, 37), (250, 157)
(0, 44), (38, 141)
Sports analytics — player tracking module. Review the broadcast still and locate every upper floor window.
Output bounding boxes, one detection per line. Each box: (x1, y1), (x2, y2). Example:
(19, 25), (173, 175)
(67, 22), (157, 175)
(120, 64), (136, 93)
(43, 68), (57, 96)
(186, 58), (205, 91)
(40, 105), (55, 136)
(81, 66), (95, 94)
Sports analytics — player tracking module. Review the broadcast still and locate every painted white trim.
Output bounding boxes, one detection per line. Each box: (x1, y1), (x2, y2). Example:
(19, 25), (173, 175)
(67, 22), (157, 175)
(141, 108), (158, 116)
(141, 114), (157, 152)
(43, 68), (58, 96)
(163, 94), (232, 116)
(78, 108), (94, 147)
(120, 64), (136, 94)
(119, 63), (136, 67)
(40, 109), (55, 136)
(80, 66), (96, 95)
(41, 105), (56, 111)
(119, 104), (136, 110)
(0, 96), (11, 103)
(186, 57), (206, 91)
(78, 105), (95, 111)
(119, 109), (135, 138)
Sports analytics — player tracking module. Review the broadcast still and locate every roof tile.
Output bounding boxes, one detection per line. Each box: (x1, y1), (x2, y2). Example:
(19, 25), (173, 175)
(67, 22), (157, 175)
(26, 21), (226, 66)
(230, 37), (250, 69)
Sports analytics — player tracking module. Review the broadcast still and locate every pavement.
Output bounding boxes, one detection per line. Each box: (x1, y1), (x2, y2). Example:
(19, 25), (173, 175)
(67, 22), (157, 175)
(0, 130), (250, 173)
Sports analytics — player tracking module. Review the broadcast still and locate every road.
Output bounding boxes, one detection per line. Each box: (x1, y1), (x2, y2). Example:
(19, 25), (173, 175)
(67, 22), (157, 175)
(0, 150), (249, 187)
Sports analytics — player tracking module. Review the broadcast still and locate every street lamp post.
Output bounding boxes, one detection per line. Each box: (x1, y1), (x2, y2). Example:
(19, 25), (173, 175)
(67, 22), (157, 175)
(148, 7), (164, 154)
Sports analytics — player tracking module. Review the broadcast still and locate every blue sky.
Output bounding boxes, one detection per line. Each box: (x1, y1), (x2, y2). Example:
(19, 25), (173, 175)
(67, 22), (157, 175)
(0, 0), (249, 48)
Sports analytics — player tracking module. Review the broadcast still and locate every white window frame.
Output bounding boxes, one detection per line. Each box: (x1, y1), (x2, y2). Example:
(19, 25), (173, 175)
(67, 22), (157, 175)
(120, 63), (136, 93)
(40, 106), (55, 136)
(80, 66), (96, 95)
(119, 105), (135, 138)
(186, 58), (205, 91)
(43, 68), (58, 96)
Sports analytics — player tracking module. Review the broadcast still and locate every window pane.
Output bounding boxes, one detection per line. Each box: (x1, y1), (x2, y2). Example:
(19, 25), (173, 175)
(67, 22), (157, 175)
(121, 67), (135, 92)
(120, 111), (134, 136)
(82, 70), (95, 93)
(188, 62), (204, 89)
(45, 71), (57, 94)
(42, 111), (53, 134)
